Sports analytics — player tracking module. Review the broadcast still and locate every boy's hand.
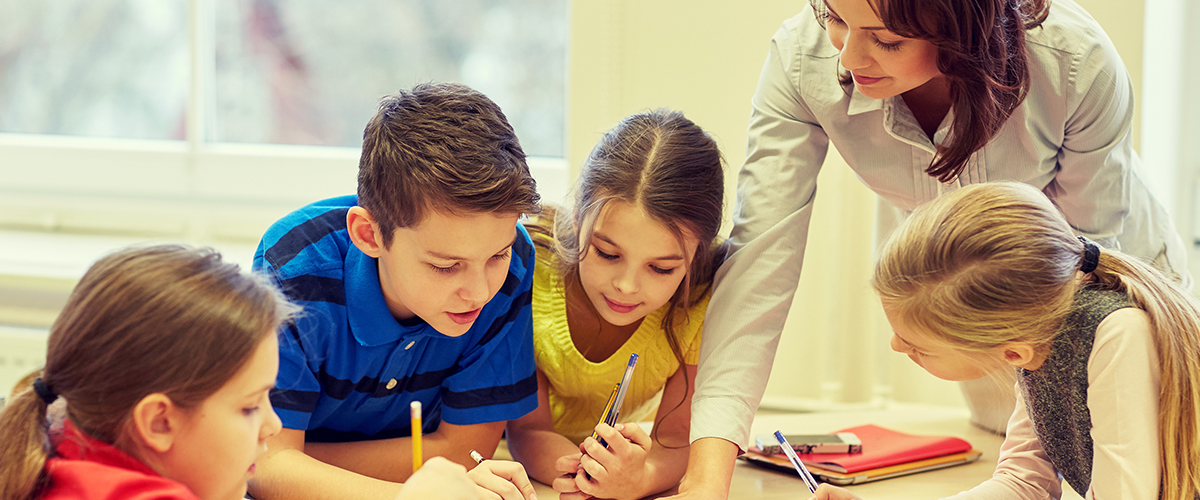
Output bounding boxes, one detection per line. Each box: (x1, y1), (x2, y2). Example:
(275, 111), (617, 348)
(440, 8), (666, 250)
(573, 422), (653, 499)
(808, 483), (862, 500)
(396, 457), (476, 500)
(467, 459), (539, 500)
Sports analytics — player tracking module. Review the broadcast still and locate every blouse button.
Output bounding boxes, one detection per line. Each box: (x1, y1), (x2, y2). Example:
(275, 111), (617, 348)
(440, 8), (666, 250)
(386, 378), (398, 390)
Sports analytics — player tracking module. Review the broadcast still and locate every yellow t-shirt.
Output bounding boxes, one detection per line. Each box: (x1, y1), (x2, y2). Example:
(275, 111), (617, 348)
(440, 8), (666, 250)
(532, 244), (708, 444)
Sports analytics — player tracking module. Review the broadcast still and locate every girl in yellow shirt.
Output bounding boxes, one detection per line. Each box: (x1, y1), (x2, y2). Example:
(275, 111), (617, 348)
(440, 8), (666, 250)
(506, 108), (727, 500)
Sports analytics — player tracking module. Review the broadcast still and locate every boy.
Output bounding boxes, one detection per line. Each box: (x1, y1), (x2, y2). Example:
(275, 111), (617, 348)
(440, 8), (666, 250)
(248, 83), (540, 500)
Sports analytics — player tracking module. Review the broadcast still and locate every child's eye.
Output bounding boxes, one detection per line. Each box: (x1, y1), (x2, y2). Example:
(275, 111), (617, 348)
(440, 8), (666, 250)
(243, 406), (260, 416)
(650, 265), (676, 275)
(594, 248), (619, 260)
(491, 251), (511, 262)
(430, 263), (459, 274)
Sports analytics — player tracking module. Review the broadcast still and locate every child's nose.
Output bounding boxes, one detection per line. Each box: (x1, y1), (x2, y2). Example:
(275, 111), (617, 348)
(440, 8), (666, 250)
(459, 267), (490, 303)
(612, 264), (639, 294)
(262, 403), (283, 441)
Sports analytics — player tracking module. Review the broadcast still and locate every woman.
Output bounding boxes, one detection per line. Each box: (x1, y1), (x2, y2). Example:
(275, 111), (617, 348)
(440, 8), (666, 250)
(671, 0), (1189, 498)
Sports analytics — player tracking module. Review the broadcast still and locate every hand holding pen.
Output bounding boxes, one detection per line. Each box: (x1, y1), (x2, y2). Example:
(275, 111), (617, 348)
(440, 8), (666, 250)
(466, 449), (540, 500)
(560, 353), (644, 499)
(571, 421), (653, 499)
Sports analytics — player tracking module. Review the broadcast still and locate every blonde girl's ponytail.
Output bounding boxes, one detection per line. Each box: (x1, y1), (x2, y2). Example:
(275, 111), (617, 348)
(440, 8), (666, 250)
(1087, 251), (1200, 500)
(873, 180), (1200, 500)
(0, 371), (54, 500)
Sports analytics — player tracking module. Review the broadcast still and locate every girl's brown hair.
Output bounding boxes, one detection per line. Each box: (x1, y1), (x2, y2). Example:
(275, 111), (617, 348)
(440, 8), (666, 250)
(873, 182), (1200, 500)
(526, 108), (727, 443)
(812, 0), (1050, 182)
(0, 245), (298, 500)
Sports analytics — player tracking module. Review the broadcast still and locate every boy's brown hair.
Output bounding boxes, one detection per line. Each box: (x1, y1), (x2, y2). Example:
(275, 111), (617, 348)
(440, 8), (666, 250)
(357, 82), (541, 247)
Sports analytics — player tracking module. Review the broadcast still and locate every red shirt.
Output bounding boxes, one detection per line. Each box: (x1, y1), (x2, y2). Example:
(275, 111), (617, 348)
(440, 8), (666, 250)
(41, 422), (199, 500)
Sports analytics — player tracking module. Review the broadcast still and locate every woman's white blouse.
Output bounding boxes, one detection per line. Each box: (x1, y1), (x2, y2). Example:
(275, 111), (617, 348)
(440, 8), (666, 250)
(692, 0), (1187, 449)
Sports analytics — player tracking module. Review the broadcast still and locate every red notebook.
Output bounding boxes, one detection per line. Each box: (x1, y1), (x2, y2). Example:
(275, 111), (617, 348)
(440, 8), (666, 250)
(786, 424), (972, 473)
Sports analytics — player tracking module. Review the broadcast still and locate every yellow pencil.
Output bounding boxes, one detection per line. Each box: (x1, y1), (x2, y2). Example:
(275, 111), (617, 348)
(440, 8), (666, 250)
(590, 383), (619, 441)
(411, 401), (423, 471)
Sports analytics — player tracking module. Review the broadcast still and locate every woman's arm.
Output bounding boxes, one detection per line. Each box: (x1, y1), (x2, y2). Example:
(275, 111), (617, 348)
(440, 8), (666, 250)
(670, 438), (740, 500)
(690, 5), (831, 459)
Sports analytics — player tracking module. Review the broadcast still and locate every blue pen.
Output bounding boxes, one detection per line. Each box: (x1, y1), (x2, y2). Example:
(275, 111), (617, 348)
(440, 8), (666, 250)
(591, 353), (639, 447)
(775, 430), (820, 493)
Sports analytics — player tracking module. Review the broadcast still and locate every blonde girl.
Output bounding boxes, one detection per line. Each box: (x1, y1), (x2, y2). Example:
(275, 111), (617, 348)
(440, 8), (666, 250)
(506, 108), (727, 500)
(813, 182), (1199, 500)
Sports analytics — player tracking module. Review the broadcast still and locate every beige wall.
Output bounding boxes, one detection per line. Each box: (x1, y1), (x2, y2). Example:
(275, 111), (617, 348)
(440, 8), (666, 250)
(566, 1), (803, 205)
(566, 0), (1147, 408)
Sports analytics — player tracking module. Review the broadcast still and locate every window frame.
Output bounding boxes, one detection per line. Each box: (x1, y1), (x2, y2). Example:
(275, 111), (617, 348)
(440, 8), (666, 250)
(0, 0), (569, 243)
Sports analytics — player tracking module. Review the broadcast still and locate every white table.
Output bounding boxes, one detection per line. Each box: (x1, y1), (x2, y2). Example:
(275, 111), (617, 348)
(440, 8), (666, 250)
(497, 405), (1085, 499)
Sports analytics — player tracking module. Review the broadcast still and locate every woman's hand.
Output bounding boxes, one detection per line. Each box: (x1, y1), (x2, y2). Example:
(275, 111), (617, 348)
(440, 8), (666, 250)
(466, 459), (539, 500)
(395, 457), (477, 500)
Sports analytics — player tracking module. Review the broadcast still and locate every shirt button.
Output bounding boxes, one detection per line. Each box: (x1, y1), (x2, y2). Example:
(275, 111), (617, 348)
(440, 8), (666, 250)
(386, 378), (398, 390)
(405, 341), (415, 350)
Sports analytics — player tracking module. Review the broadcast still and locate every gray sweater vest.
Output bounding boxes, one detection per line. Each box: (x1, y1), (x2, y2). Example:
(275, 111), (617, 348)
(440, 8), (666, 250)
(1018, 286), (1132, 495)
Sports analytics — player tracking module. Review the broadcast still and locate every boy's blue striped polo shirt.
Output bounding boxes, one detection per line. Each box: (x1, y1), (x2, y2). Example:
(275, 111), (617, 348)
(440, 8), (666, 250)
(252, 195), (538, 441)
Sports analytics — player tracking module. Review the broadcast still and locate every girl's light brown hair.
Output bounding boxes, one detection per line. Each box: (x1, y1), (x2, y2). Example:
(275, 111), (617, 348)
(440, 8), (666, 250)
(873, 182), (1200, 500)
(0, 245), (298, 500)
(525, 108), (727, 445)
(811, 0), (1050, 182)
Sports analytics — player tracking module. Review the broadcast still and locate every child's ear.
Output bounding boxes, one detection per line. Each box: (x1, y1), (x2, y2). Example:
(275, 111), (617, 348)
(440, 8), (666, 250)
(131, 393), (180, 453)
(1000, 342), (1038, 369)
(347, 207), (384, 258)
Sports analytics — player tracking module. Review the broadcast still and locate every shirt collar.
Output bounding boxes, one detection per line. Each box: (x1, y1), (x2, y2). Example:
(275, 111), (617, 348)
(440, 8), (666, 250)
(846, 87), (882, 116)
(54, 421), (160, 477)
(344, 245), (428, 347)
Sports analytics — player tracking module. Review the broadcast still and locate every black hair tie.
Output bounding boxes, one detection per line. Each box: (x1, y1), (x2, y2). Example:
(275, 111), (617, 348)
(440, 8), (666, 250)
(1078, 236), (1100, 274)
(32, 377), (57, 405)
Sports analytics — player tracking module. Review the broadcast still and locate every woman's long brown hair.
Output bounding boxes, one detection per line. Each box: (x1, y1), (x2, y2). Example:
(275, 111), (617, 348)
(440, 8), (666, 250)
(814, 0), (1050, 182)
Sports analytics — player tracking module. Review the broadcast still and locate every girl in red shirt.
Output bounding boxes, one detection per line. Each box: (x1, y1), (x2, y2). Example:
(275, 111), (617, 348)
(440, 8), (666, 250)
(0, 245), (296, 500)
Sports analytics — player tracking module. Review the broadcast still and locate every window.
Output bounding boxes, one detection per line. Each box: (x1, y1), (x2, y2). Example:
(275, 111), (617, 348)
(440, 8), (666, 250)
(0, 0), (569, 241)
